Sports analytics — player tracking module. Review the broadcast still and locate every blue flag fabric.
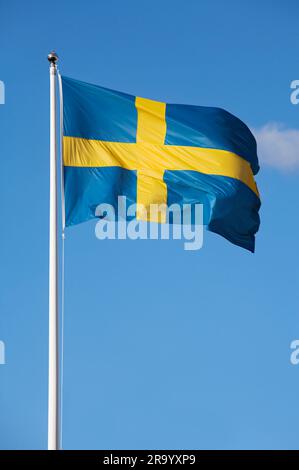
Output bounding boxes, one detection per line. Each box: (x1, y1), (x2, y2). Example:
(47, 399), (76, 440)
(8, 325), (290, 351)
(61, 76), (260, 252)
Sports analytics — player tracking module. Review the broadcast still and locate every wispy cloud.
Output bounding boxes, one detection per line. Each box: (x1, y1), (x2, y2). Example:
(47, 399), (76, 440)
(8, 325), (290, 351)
(253, 123), (299, 171)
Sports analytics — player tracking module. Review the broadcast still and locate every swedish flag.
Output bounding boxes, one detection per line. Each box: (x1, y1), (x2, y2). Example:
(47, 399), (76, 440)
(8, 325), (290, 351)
(62, 76), (260, 252)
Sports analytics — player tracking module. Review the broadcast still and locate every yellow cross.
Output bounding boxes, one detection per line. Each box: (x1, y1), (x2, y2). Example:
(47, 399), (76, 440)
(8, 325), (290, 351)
(63, 97), (259, 223)
(135, 97), (168, 223)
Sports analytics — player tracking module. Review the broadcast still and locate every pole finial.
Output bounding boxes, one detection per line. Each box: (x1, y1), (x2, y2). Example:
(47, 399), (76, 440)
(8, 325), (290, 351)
(48, 51), (58, 66)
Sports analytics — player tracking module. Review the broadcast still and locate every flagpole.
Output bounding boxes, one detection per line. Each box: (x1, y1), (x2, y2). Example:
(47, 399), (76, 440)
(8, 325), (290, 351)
(48, 51), (59, 451)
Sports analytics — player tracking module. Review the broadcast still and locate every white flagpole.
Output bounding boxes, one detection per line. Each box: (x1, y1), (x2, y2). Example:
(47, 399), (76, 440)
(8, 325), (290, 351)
(48, 51), (59, 451)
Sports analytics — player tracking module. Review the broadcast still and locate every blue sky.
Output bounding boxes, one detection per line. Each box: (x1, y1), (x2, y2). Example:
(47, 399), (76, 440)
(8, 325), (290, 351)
(1, 0), (299, 450)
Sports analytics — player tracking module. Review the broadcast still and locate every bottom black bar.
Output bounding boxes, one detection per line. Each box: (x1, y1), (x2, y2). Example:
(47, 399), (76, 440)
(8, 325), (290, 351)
(0, 449), (298, 465)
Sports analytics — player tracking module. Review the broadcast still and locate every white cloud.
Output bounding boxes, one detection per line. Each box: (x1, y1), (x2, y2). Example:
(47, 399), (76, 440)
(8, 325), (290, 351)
(253, 123), (299, 171)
